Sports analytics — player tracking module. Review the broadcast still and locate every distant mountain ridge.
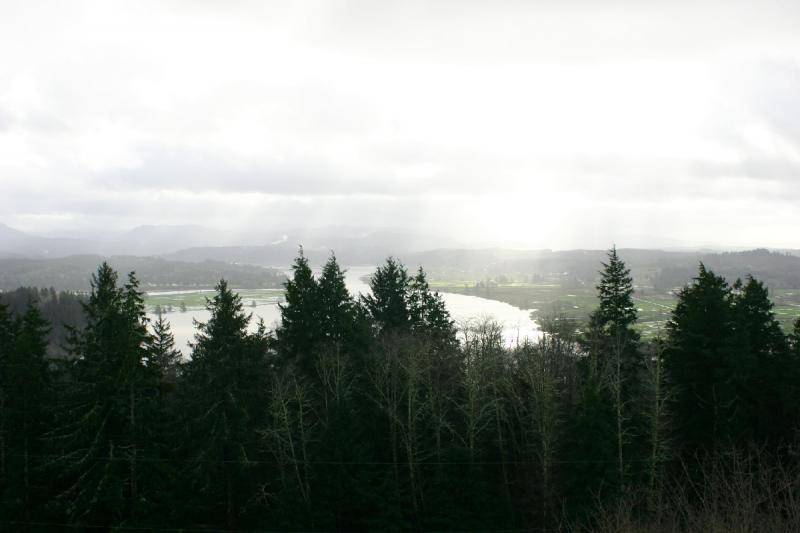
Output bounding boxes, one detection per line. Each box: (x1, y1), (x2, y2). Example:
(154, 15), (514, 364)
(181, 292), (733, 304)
(0, 223), (99, 258)
(163, 228), (463, 266)
(3, 223), (799, 290)
(0, 222), (460, 262)
(107, 225), (239, 255)
(0, 223), (264, 258)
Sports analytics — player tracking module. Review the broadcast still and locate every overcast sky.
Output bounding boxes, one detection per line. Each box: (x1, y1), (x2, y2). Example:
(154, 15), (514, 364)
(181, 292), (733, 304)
(1, 0), (800, 249)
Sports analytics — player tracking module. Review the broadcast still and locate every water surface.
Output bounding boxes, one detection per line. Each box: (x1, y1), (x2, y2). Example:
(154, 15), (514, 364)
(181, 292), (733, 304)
(147, 265), (540, 354)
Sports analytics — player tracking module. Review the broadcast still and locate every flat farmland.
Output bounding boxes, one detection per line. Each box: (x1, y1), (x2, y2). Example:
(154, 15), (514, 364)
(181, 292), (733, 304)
(144, 288), (285, 310)
(431, 281), (800, 337)
(142, 283), (800, 339)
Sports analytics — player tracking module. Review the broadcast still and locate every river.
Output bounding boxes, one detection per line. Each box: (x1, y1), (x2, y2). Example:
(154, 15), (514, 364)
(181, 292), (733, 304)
(147, 266), (540, 354)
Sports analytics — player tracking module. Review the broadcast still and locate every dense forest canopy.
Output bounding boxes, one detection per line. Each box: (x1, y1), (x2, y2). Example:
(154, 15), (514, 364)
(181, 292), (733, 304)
(2, 248), (800, 531)
(0, 287), (85, 358)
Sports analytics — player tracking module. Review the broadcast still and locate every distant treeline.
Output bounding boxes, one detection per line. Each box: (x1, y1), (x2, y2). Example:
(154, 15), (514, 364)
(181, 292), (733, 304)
(651, 248), (800, 290)
(0, 255), (286, 292)
(0, 287), (84, 357)
(2, 249), (800, 531)
(415, 247), (800, 290)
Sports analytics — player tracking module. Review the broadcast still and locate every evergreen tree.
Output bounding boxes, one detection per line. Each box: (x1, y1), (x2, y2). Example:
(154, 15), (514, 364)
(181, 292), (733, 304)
(317, 253), (358, 347)
(590, 246), (642, 389)
(730, 276), (795, 445)
(361, 261), (463, 527)
(0, 301), (16, 493)
(315, 256), (401, 528)
(665, 264), (737, 455)
(732, 276), (787, 361)
(142, 310), (183, 524)
(362, 257), (411, 334)
(572, 247), (641, 498)
(55, 262), (126, 524)
(148, 313), (182, 383)
(54, 265), (162, 527)
(596, 248), (637, 328)
(791, 317), (800, 357)
(1, 303), (52, 525)
(179, 279), (269, 529)
(409, 267), (458, 351)
(0, 301), (14, 352)
(363, 259), (457, 345)
(275, 247), (321, 376)
(561, 377), (618, 515)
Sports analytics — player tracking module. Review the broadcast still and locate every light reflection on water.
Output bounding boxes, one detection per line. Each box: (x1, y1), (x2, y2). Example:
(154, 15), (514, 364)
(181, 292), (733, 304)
(148, 265), (540, 355)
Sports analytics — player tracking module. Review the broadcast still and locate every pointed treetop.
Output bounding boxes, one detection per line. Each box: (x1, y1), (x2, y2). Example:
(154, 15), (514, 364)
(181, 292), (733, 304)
(88, 261), (121, 311)
(275, 249), (321, 369)
(149, 313), (182, 377)
(363, 256), (411, 332)
(193, 278), (251, 354)
(595, 246), (637, 331)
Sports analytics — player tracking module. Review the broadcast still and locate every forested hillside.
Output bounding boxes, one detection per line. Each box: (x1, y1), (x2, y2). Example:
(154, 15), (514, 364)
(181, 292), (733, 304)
(1, 249), (800, 531)
(0, 255), (286, 292)
(414, 248), (800, 290)
(0, 287), (85, 357)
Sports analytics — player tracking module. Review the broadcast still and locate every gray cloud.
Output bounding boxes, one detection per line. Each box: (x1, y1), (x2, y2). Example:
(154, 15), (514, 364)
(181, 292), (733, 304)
(87, 141), (522, 198)
(742, 62), (800, 151)
(2, 1), (800, 248)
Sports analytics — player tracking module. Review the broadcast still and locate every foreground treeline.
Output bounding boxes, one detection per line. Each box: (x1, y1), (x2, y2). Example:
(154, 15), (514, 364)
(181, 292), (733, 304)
(2, 249), (800, 531)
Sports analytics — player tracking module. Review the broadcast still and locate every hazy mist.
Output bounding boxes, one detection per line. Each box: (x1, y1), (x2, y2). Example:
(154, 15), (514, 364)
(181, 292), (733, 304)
(2, 0), (800, 249)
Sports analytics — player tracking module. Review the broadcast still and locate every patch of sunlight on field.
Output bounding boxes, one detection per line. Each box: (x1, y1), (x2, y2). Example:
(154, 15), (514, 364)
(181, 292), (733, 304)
(145, 289), (285, 310)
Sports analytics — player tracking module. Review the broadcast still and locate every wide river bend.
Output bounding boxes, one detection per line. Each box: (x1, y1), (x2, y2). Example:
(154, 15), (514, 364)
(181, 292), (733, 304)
(147, 266), (540, 355)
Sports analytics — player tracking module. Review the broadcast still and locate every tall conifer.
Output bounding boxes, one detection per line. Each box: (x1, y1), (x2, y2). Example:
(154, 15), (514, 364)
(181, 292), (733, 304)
(54, 265), (162, 527)
(409, 267), (458, 351)
(731, 276), (795, 445)
(362, 257), (410, 334)
(665, 264), (736, 454)
(0, 301), (15, 492)
(149, 313), (182, 383)
(180, 279), (268, 528)
(1, 303), (51, 524)
(276, 248), (321, 375)
(318, 253), (357, 346)
(572, 247), (641, 498)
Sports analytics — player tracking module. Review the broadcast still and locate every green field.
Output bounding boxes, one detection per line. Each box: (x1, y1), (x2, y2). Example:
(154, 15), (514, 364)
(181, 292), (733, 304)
(771, 289), (800, 329)
(144, 282), (800, 339)
(431, 281), (800, 338)
(144, 289), (284, 311)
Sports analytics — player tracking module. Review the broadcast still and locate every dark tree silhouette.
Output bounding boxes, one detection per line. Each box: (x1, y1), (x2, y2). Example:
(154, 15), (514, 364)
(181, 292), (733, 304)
(179, 279), (269, 529)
